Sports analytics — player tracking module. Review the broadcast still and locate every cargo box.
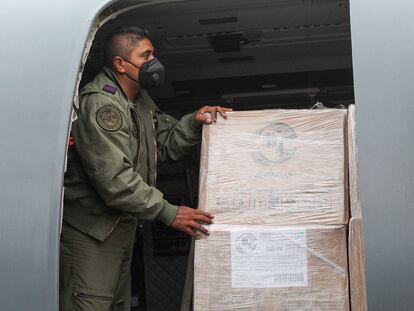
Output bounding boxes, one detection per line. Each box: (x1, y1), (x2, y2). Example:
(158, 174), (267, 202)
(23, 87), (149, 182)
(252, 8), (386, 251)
(194, 224), (349, 311)
(198, 109), (349, 225)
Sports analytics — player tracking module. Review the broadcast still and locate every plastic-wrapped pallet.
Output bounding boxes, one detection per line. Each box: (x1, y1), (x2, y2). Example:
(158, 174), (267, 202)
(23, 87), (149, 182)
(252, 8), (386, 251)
(194, 224), (349, 311)
(189, 107), (368, 311)
(198, 109), (348, 225)
(347, 105), (368, 311)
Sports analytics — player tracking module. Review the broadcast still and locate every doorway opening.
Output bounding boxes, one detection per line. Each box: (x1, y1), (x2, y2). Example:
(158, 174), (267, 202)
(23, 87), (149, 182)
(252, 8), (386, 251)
(78, 1), (354, 310)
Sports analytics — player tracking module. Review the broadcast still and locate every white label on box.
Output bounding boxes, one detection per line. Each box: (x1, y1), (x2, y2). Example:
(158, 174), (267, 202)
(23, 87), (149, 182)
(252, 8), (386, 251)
(231, 228), (308, 288)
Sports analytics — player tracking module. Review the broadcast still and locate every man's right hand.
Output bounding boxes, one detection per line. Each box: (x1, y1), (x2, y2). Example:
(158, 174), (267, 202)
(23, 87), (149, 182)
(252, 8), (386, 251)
(171, 206), (214, 239)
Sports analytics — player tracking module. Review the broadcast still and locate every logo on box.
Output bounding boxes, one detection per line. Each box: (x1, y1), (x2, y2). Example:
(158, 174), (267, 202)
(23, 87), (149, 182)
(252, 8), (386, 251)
(252, 122), (297, 164)
(235, 233), (258, 254)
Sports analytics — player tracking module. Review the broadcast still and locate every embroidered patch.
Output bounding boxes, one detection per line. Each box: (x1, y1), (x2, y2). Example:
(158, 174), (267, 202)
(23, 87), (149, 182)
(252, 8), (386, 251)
(96, 106), (123, 132)
(103, 84), (117, 94)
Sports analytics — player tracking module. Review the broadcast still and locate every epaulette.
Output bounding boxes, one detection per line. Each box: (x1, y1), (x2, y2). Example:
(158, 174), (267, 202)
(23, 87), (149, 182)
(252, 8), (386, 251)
(103, 84), (117, 94)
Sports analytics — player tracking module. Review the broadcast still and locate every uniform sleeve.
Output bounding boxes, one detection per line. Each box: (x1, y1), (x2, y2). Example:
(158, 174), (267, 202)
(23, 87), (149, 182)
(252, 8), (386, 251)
(156, 111), (202, 163)
(72, 94), (178, 225)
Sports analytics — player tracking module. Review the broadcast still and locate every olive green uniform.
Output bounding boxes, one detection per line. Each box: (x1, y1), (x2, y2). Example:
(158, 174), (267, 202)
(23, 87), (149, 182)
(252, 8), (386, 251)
(60, 67), (201, 311)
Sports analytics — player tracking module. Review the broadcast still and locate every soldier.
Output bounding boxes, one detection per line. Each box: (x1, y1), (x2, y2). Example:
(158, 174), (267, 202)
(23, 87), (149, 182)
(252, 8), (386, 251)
(60, 26), (232, 311)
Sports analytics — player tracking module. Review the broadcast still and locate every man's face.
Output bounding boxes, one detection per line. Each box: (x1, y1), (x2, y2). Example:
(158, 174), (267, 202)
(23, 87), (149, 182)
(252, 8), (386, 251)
(129, 38), (155, 67)
(124, 38), (155, 82)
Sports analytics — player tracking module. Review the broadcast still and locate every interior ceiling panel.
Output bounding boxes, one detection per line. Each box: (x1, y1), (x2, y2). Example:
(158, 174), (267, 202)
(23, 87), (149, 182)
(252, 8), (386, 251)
(96, 0), (350, 60)
(115, 0), (350, 35)
(85, 0), (352, 109)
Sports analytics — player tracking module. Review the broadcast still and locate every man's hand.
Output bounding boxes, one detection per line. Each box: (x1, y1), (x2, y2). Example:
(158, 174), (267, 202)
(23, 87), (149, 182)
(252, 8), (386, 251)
(195, 105), (233, 124)
(171, 206), (214, 239)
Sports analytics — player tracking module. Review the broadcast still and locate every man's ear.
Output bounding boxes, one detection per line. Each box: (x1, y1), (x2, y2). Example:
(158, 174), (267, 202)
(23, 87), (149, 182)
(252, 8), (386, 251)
(112, 56), (126, 73)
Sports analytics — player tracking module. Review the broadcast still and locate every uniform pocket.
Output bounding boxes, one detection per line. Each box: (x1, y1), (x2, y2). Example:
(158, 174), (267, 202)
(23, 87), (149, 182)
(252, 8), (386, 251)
(77, 196), (105, 215)
(73, 290), (113, 311)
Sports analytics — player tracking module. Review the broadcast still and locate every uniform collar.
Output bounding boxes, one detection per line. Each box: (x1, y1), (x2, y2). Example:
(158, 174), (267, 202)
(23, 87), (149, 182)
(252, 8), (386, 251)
(103, 67), (151, 108)
(102, 67), (130, 102)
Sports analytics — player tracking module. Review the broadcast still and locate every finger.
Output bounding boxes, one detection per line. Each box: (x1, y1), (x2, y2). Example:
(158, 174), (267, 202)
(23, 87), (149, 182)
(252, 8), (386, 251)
(195, 210), (214, 219)
(191, 222), (210, 235)
(194, 214), (214, 224)
(217, 106), (228, 119)
(223, 108), (233, 112)
(195, 112), (211, 124)
(201, 113), (212, 124)
(198, 105), (211, 114)
(184, 227), (199, 239)
(200, 109), (213, 122)
(210, 107), (217, 122)
(198, 106), (212, 115)
(204, 112), (213, 124)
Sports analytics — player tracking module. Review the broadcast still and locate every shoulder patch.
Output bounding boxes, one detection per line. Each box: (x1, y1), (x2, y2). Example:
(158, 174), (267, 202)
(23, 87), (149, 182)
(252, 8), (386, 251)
(103, 84), (117, 94)
(96, 106), (123, 132)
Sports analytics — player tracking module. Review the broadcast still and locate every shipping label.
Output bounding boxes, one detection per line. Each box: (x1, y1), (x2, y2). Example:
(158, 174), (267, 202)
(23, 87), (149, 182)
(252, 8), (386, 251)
(231, 228), (308, 288)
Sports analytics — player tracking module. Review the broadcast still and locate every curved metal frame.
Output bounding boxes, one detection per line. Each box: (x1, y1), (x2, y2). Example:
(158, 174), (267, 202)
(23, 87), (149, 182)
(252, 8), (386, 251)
(2, 0), (413, 309)
(0, 1), (188, 309)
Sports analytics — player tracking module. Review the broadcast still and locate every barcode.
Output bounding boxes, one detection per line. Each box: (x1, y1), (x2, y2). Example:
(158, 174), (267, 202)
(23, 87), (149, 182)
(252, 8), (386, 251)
(274, 273), (305, 282)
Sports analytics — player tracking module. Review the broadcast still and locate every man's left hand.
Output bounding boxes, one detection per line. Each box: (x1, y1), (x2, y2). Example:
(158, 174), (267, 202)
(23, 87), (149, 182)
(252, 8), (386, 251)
(195, 105), (233, 124)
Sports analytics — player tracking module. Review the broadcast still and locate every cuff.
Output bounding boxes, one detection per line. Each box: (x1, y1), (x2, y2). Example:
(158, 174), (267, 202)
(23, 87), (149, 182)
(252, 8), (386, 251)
(156, 200), (179, 226)
(188, 112), (203, 131)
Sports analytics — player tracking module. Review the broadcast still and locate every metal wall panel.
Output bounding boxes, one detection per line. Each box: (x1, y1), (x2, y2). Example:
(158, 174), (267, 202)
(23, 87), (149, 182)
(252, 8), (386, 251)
(0, 1), (112, 310)
(350, 1), (414, 309)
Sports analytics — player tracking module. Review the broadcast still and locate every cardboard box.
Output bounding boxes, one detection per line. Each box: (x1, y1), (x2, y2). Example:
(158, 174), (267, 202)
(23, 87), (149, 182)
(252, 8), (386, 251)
(198, 109), (349, 225)
(347, 105), (362, 219)
(347, 105), (368, 311)
(194, 225), (349, 311)
(348, 218), (368, 311)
